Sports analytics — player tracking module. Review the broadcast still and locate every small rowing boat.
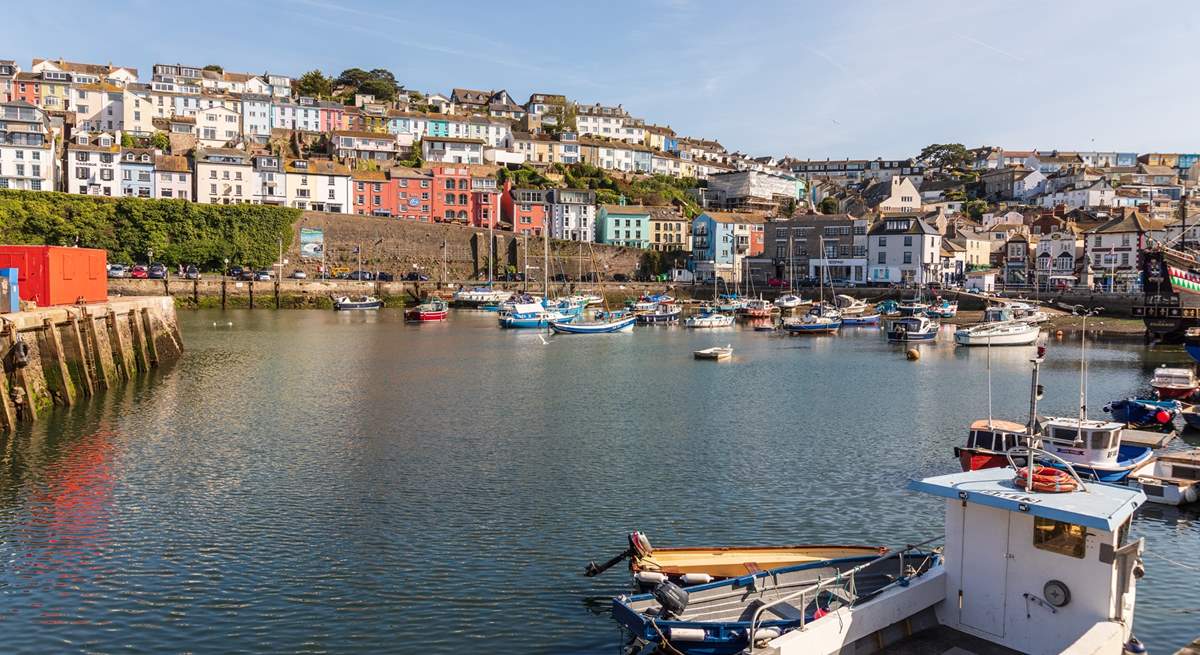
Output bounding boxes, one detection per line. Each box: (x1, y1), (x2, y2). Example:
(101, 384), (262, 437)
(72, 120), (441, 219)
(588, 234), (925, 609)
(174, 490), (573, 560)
(693, 345), (733, 360)
(1130, 449), (1200, 506)
(550, 314), (636, 334)
(1151, 366), (1199, 400)
(773, 293), (804, 309)
(333, 295), (383, 310)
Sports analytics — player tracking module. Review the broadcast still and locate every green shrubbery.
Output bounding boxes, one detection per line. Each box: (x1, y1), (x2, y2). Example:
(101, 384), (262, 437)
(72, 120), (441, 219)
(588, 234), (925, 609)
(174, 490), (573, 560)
(0, 189), (299, 268)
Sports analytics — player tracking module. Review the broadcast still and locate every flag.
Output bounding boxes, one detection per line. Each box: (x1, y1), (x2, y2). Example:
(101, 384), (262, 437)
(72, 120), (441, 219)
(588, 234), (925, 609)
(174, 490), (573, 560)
(353, 246), (360, 254)
(1167, 265), (1200, 294)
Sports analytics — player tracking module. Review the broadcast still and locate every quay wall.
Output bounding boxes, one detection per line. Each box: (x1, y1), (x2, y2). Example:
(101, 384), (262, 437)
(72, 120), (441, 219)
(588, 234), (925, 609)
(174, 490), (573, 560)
(0, 296), (182, 430)
(284, 212), (645, 280)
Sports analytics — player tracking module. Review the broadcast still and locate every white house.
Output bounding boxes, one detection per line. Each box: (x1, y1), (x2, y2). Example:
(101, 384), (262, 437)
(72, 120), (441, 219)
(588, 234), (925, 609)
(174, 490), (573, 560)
(0, 101), (56, 192)
(546, 188), (597, 242)
(66, 131), (120, 196)
(867, 213), (942, 285)
(1039, 178), (1115, 210)
(861, 176), (922, 213)
(272, 99), (320, 132)
(252, 154), (286, 205)
(1034, 228), (1083, 288)
(422, 137), (484, 164)
(284, 159), (351, 213)
(71, 83), (124, 132)
(241, 94), (273, 144)
(194, 147), (254, 205)
(121, 85), (163, 136)
(1012, 168), (1047, 200)
(195, 105), (241, 148)
(154, 154), (192, 200)
(1082, 209), (1164, 290)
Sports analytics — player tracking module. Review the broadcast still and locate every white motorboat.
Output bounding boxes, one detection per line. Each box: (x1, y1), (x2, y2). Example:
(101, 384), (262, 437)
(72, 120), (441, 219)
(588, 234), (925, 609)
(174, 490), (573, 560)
(954, 319), (1040, 346)
(693, 345), (733, 360)
(774, 293), (805, 309)
(452, 287), (510, 306)
(684, 312), (735, 328)
(1150, 365), (1199, 400)
(614, 448), (1148, 655)
(1130, 449), (1200, 505)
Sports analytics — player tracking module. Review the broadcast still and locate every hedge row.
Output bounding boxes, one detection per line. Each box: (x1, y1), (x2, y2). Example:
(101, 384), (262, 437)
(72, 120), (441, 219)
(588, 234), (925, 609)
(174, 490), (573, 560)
(0, 189), (299, 268)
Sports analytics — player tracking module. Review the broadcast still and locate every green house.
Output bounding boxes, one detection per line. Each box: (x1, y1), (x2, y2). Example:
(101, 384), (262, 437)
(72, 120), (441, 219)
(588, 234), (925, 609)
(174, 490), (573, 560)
(596, 204), (651, 249)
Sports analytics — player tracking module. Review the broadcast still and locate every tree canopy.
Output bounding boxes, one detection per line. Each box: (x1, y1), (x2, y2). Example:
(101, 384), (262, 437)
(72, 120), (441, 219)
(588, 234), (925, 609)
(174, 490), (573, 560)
(203, 64), (223, 73)
(818, 196), (840, 214)
(917, 143), (971, 171)
(334, 67), (400, 101)
(295, 69), (333, 99)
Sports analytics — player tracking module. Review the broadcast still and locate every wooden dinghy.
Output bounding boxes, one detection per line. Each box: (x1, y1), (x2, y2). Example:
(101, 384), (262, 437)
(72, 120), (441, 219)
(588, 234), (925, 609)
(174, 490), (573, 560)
(586, 532), (885, 588)
(693, 345), (733, 360)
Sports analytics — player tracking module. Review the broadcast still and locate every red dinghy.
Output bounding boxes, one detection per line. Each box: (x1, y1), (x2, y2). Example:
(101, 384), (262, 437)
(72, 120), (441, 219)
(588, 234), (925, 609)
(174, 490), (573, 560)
(405, 299), (449, 322)
(1151, 366), (1198, 401)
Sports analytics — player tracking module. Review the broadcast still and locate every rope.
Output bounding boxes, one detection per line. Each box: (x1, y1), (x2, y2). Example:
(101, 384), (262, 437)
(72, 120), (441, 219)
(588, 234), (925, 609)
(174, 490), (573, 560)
(647, 618), (687, 655)
(1143, 550), (1200, 572)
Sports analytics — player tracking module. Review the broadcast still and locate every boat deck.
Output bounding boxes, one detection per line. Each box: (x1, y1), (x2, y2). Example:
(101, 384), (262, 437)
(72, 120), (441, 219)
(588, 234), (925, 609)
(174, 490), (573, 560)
(877, 625), (1022, 655)
(1121, 428), (1177, 449)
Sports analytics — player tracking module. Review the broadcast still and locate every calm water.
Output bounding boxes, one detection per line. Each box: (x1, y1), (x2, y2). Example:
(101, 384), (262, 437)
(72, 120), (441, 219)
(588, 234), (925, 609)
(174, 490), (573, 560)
(0, 309), (1196, 653)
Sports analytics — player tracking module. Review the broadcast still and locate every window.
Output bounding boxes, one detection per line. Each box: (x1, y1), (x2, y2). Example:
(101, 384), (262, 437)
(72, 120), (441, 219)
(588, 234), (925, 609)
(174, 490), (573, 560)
(903, 252), (912, 264)
(100, 169), (113, 181)
(877, 252), (886, 264)
(210, 183), (217, 195)
(444, 179), (455, 190)
(903, 236), (912, 247)
(75, 167), (89, 180)
(1033, 517), (1086, 559)
(374, 195), (381, 205)
(878, 236), (886, 247)
(445, 193), (455, 204)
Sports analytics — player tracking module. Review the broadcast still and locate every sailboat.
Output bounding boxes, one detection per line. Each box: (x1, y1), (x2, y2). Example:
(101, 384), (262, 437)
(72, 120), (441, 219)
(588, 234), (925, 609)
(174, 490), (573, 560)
(781, 236), (841, 334)
(550, 242), (637, 335)
(774, 233), (805, 309)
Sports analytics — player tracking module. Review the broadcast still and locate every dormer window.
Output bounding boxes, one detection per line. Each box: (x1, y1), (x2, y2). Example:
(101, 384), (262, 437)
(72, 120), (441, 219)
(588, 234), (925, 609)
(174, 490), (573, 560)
(76, 135), (88, 145)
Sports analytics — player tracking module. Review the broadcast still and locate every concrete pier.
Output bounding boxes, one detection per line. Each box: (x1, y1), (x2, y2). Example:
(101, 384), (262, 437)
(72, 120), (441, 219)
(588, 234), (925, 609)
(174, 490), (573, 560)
(0, 296), (182, 429)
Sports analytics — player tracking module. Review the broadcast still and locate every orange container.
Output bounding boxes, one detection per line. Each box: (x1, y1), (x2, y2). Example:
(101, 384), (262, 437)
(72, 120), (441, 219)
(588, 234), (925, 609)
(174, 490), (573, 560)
(0, 246), (108, 307)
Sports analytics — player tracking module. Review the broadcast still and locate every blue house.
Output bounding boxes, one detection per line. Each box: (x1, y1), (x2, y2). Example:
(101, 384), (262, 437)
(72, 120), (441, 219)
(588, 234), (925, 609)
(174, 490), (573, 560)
(119, 148), (155, 198)
(596, 204), (651, 248)
(691, 211), (756, 284)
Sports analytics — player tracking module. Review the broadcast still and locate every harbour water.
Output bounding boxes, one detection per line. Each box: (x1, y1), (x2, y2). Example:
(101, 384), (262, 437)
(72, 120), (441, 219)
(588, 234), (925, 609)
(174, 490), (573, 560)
(0, 309), (1196, 653)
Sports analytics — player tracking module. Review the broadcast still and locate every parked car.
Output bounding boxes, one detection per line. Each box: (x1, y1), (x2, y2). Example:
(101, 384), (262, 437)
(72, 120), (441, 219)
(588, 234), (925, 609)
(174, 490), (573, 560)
(579, 272), (602, 283)
(830, 278), (857, 288)
(147, 263), (168, 279)
(238, 268), (257, 281)
(253, 270), (272, 281)
(290, 270), (308, 279)
(376, 272), (395, 281)
(611, 273), (629, 283)
(347, 270), (374, 281)
(552, 273), (571, 282)
(402, 271), (428, 281)
(184, 265), (201, 280)
(228, 266), (245, 279)
(767, 277), (786, 288)
(108, 264), (129, 279)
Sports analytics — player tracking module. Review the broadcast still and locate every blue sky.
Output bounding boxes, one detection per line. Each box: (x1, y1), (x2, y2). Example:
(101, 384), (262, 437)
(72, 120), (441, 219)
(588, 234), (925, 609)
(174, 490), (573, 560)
(9, 0), (1200, 159)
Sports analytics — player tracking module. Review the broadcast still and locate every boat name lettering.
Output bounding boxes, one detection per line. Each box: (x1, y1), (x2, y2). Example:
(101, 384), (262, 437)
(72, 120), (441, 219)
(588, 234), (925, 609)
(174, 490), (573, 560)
(978, 490), (1044, 504)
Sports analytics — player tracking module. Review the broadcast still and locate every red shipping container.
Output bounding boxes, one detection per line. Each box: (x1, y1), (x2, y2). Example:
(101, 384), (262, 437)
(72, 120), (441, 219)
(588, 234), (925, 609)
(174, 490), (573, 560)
(0, 246), (108, 307)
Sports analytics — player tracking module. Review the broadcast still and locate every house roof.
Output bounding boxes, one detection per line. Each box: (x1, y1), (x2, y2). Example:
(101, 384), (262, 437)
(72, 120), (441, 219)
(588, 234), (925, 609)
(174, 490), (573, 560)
(285, 158), (351, 176)
(867, 215), (939, 236)
(1086, 209), (1165, 234)
(646, 206), (685, 222)
(600, 204), (650, 216)
(703, 210), (767, 224)
(154, 155), (190, 173)
(386, 167), (432, 180)
(352, 170), (388, 181)
(423, 136), (485, 145)
(32, 58), (138, 78)
(333, 129), (397, 140)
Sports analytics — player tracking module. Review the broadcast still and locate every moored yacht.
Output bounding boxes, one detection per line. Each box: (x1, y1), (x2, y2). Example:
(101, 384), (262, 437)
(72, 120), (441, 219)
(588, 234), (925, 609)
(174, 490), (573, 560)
(954, 319), (1040, 346)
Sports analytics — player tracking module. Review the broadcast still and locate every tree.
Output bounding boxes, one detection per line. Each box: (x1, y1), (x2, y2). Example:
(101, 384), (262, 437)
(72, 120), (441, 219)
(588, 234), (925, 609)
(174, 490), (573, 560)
(358, 78), (396, 102)
(203, 64), (223, 73)
(335, 68), (372, 89)
(120, 133), (136, 148)
(818, 196), (840, 214)
(781, 197), (797, 218)
(917, 143), (971, 171)
(639, 250), (665, 276)
(151, 132), (170, 151)
(397, 140), (423, 168)
(296, 70), (333, 99)
(964, 199), (989, 220)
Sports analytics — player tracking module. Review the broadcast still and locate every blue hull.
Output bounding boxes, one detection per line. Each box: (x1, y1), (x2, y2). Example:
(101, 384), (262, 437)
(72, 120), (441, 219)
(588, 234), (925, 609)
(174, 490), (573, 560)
(549, 317), (635, 334)
(638, 313), (680, 324)
(1186, 342), (1200, 364)
(1046, 445), (1153, 482)
(886, 330), (936, 342)
(782, 321), (841, 333)
(1104, 398), (1181, 428)
(500, 315), (576, 329)
(842, 314), (880, 325)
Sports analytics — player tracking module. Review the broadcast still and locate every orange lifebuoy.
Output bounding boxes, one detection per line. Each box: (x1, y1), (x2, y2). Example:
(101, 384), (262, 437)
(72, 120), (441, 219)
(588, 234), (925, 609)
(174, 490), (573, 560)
(1013, 466), (1078, 493)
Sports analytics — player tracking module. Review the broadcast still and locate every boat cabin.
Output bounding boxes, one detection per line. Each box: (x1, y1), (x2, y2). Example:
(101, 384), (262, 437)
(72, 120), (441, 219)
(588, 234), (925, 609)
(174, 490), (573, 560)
(901, 467), (1144, 655)
(983, 306), (1016, 323)
(958, 419), (1033, 471)
(1040, 417), (1123, 468)
(1132, 449), (1200, 506)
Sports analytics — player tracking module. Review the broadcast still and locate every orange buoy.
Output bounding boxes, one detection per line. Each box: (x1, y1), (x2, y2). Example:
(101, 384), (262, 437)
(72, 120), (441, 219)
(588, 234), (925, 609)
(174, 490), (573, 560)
(906, 348), (920, 360)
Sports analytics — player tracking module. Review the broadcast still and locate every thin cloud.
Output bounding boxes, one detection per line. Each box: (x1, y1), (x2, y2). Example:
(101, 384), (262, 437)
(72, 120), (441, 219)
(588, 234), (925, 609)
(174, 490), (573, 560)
(955, 34), (1025, 63)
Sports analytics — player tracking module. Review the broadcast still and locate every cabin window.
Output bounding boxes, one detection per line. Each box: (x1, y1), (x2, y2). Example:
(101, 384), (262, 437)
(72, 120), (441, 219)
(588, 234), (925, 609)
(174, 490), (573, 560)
(1175, 465), (1200, 481)
(1050, 426), (1080, 443)
(1033, 517), (1086, 559)
(1089, 431), (1114, 450)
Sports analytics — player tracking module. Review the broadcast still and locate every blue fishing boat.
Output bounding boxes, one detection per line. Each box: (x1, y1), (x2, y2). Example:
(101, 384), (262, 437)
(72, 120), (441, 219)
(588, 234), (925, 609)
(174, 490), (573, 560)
(1103, 397), (1182, 429)
(780, 304), (841, 334)
(715, 293), (746, 313)
(1185, 328), (1200, 363)
(498, 302), (575, 329)
(550, 315), (635, 334)
(637, 303), (681, 324)
(884, 315), (938, 342)
(925, 298), (958, 318)
(1039, 416), (1154, 482)
(875, 299), (900, 316)
(333, 295), (383, 310)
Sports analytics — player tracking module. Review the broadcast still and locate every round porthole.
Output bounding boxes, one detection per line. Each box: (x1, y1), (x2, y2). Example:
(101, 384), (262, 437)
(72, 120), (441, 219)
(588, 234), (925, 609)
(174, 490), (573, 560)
(1044, 579), (1070, 608)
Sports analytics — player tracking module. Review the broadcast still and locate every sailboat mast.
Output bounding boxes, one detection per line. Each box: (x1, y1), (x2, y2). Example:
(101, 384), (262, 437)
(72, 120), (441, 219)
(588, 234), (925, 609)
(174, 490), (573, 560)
(544, 226), (550, 296)
(987, 334), (993, 428)
(1027, 356), (1041, 438)
(1078, 311), (1088, 424)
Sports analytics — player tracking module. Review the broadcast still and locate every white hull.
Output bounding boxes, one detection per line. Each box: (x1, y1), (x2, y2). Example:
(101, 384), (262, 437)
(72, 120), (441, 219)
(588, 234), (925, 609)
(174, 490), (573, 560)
(954, 322), (1039, 346)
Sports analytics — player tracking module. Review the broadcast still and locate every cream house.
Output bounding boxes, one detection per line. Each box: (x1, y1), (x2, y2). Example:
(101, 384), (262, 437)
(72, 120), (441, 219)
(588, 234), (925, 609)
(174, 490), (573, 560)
(284, 159), (352, 213)
(194, 147), (253, 204)
(196, 105), (241, 148)
(861, 176), (921, 213)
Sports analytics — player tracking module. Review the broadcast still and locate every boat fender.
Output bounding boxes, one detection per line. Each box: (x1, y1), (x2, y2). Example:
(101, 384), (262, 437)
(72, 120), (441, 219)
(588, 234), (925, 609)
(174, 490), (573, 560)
(751, 627), (781, 642)
(8, 336), (29, 369)
(906, 348), (920, 361)
(812, 607), (827, 620)
(629, 531), (653, 557)
(1124, 637), (1147, 654)
(680, 573), (713, 585)
(667, 627), (707, 642)
(1132, 560), (1145, 580)
(635, 571), (667, 584)
(1155, 410), (1171, 424)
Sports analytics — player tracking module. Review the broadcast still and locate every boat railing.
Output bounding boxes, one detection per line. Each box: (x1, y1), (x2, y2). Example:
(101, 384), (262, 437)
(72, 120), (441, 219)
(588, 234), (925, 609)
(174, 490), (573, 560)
(745, 536), (941, 654)
(1004, 445), (1090, 492)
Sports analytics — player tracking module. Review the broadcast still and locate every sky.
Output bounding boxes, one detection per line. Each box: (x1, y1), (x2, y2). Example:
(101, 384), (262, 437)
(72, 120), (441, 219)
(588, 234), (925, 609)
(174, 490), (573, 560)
(9, 0), (1200, 159)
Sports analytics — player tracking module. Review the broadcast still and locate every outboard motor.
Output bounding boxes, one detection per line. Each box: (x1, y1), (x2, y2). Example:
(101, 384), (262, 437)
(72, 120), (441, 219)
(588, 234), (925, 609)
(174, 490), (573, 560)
(584, 531), (654, 577)
(652, 580), (689, 619)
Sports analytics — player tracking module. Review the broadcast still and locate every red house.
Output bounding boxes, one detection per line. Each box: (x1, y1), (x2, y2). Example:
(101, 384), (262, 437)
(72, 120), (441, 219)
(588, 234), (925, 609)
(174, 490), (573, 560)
(430, 165), (473, 224)
(351, 170), (394, 216)
(500, 180), (548, 235)
(390, 168), (433, 221)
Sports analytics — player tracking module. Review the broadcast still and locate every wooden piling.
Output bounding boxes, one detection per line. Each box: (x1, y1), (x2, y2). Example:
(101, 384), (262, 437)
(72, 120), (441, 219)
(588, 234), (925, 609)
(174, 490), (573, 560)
(221, 277), (227, 309)
(106, 311), (132, 381)
(128, 309), (150, 372)
(249, 281), (254, 309)
(84, 310), (112, 390)
(0, 325), (19, 430)
(140, 308), (159, 366)
(68, 314), (96, 398)
(40, 318), (76, 406)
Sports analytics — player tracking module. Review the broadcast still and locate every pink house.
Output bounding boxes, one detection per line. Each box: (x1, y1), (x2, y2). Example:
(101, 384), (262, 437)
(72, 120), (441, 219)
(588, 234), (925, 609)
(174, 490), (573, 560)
(319, 101), (346, 132)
